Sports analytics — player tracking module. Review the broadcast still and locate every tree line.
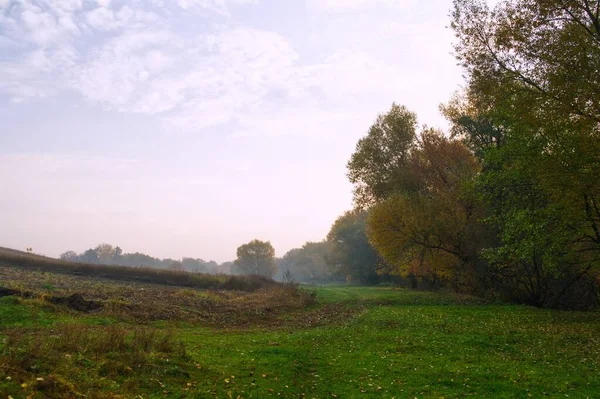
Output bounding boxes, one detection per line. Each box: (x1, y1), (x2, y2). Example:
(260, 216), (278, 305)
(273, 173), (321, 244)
(61, 0), (600, 309)
(273, 0), (600, 309)
(60, 244), (221, 273)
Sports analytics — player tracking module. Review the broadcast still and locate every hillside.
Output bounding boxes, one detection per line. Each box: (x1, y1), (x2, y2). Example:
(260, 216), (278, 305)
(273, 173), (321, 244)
(0, 246), (58, 261)
(0, 246), (272, 292)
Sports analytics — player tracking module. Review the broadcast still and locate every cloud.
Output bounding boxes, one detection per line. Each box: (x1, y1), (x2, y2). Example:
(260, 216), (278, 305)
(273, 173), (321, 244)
(0, 0), (419, 137)
(306, 0), (411, 14)
(85, 6), (119, 30)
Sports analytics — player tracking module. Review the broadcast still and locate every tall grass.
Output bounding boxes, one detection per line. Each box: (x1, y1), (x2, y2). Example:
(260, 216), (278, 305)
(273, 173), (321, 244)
(0, 324), (189, 397)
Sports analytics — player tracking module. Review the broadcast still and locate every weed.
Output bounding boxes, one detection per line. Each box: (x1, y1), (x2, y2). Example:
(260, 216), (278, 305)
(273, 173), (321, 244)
(0, 324), (190, 398)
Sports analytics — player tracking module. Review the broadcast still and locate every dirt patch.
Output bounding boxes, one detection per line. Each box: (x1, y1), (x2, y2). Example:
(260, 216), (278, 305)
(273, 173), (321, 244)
(50, 293), (103, 313)
(0, 287), (20, 297)
(0, 286), (33, 298)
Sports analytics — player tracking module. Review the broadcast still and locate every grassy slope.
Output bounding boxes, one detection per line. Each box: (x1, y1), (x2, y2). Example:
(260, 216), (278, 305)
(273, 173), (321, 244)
(0, 251), (278, 292)
(2, 286), (600, 398)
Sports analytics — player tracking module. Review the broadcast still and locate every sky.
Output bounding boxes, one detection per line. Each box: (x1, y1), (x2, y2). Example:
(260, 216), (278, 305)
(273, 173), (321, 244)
(0, 0), (467, 262)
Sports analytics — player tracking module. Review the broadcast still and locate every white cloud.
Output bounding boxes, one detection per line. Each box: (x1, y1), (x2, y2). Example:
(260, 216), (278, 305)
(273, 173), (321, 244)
(85, 6), (119, 30)
(0, 0), (427, 136)
(306, 0), (411, 14)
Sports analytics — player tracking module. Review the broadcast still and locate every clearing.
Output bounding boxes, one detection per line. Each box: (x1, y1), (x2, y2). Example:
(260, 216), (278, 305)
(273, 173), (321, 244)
(0, 264), (599, 398)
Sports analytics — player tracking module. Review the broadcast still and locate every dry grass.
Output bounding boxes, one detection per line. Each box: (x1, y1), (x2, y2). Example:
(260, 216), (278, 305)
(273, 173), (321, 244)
(0, 323), (190, 398)
(0, 265), (318, 327)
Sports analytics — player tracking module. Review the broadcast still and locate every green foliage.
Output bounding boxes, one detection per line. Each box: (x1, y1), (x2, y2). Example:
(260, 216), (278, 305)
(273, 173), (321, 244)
(234, 239), (277, 277)
(347, 103), (418, 207)
(448, 0), (600, 308)
(348, 110), (487, 291)
(326, 210), (382, 284)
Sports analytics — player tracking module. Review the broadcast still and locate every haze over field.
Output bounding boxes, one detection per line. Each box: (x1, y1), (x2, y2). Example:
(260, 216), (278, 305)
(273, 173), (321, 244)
(0, 0), (464, 261)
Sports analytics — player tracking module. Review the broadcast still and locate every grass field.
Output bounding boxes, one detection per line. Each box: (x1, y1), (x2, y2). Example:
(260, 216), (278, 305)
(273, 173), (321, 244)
(1, 267), (600, 398)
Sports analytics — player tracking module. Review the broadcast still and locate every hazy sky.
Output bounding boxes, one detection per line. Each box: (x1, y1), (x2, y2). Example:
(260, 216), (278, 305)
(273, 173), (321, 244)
(1, 0), (466, 262)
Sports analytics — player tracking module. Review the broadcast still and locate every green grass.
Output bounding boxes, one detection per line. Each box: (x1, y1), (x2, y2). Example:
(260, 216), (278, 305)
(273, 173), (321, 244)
(0, 296), (57, 328)
(2, 286), (599, 398)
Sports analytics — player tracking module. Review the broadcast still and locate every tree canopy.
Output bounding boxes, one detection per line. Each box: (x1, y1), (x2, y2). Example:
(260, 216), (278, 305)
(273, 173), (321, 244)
(234, 239), (277, 277)
(347, 103), (418, 208)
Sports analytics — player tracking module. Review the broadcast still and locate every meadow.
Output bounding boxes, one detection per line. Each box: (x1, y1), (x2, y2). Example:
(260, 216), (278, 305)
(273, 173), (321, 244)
(1, 263), (599, 398)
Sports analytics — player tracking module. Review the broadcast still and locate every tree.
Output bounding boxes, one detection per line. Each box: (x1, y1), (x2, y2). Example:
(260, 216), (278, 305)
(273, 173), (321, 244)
(366, 130), (486, 291)
(170, 261), (184, 273)
(452, 0), (600, 125)
(205, 261), (219, 273)
(95, 243), (115, 265)
(449, 0), (600, 307)
(81, 248), (99, 263)
(347, 103), (418, 208)
(219, 261), (234, 274)
(234, 240), (277, 277)
(113, 246), (123, 264)
(327, 210), (382, 284)
(277, 241), (334, 283)
(60, 251), (79, 262)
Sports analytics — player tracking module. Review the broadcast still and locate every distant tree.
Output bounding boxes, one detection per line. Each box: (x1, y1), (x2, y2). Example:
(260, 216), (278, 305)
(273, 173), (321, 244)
(60, 251), (79, 262)
(277, 241), (334, 283)
(205, 261), (219, 273)
(113, 246), (123, 264)
(182, 258), (207, 273)
(234, 240), (277, 277)
(81, 248), (99, 263)
(121, 252), (163, 268)
(95, 243), (115, 264)
(170, 261), (184, 273)
(219, 261), (234, 274)
(327, 210), (381, 284)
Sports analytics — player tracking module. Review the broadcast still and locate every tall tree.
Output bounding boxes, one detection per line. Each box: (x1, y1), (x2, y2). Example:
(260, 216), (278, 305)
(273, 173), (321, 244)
(234, 240), (277, 277)
(347, 103), (418, 208)
(450, 0), (600, 307)
(367, 130), (486, 291)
